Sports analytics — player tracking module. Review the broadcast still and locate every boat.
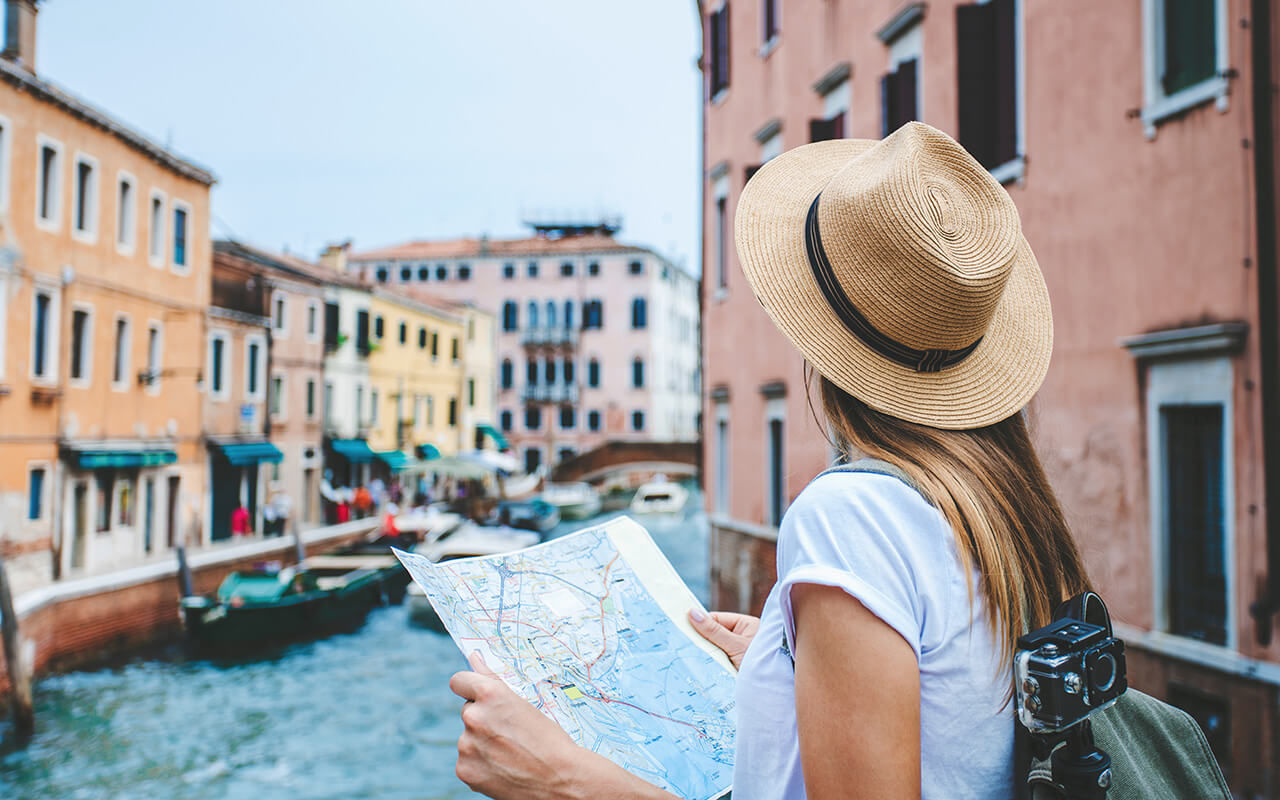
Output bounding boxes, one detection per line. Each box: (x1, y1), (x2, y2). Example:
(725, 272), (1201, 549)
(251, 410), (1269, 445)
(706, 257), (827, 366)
(491, 499), (560, 534)
(540, 482), (602, 520)
(629, 475), (690, 515)
(406, 523), (540, 630)
(179, 557), (395, 648)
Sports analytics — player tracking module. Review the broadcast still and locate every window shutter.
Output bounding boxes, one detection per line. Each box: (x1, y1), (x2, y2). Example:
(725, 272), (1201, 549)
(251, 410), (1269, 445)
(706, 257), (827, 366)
(956, 1), (999, 168)
(881, 71), (899, 138)
(831, 111), (845, 139)
(1162, 0), (1216, 95)
(719, 4), (731, 93)
(744, 164), (762, 182)
(708, 9), (722, 97)
(809, 112), (845, 143)
(709, 5), (731, 96)
(992, 0), (1018, 168)
(896, 58), (919, 129)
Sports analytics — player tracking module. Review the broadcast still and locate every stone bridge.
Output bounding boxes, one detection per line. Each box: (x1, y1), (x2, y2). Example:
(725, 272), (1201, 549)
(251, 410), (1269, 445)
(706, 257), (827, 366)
(550, 440), (700, 483)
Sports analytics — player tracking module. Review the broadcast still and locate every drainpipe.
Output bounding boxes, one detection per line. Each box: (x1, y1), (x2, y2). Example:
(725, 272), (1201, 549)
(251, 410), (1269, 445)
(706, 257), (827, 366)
(694, 0), (707, 493)
(1248, 0), (1280, 646)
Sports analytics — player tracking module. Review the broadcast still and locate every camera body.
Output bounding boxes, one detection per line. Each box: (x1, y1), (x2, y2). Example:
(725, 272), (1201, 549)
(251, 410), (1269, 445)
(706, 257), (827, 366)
(1015, 616), (1127, 734)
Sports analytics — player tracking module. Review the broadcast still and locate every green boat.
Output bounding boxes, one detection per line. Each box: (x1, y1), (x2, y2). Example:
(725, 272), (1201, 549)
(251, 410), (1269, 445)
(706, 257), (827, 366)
(179, 556), (397, 648)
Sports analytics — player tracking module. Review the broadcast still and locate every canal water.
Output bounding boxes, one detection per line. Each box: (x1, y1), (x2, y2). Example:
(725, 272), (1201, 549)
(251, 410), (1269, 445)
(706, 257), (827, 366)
(0, 491), (710, 800)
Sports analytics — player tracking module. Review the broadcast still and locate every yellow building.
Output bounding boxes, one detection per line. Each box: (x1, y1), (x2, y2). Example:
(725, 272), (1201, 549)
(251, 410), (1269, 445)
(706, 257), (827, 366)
(367, 290), (467, 465)
(0, 12), (215, 587)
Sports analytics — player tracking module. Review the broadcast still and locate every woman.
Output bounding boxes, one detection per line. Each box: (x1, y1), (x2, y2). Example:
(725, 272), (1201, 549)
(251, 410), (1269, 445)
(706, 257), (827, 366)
(449, 122), (1091, 799)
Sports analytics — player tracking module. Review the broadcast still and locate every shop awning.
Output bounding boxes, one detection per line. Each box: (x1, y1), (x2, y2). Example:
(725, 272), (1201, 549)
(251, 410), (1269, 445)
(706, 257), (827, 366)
(212, 440), (284, 466)
(329, 438), (376, 464)
(416, 443), (441, 461)
(476, 423), (509, 451)
(376, 450), (414, 471)
(63, 441), (177, 470)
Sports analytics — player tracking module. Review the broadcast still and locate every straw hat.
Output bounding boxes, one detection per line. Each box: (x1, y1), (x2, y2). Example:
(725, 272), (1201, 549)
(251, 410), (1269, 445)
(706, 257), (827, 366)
(735, 121), (1052, 429)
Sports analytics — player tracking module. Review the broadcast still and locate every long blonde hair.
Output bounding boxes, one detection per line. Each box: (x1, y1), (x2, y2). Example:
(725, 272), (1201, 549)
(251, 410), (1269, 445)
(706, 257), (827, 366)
(816, 372), (1090, 664)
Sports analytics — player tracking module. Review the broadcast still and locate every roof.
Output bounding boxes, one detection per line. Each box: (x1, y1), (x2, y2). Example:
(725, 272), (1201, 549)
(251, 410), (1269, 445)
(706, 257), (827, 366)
(213, 239), (366, 290)
(0, 58), (216, 186)
(349, 233), (654, 263)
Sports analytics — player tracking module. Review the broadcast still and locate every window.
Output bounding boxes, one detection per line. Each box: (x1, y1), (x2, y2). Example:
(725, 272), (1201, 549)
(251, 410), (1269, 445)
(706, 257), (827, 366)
(400, 266), (412, 282)
(209, 333), (228, 399)
(1143, 0), (1227, 131)
(451, 337), (460, 362)
(306, 378), (317, 419)
(714, 174), (730, 292)
(588, 359), (600, 388)
(709, 3), (731, 98)
(376, 267), (389, 283)
(528, 261), (539, 278)
(431, 331), (439, 358)
(525, 406), (542, 430)
(525, 447), (542, 474)
(631, 298), (647, 329)
(436, 265), (448, 280)
(371, 388), (380, 425)
(36, 138), (61, 228)
(324, 381), (334, 426)
(398, 321), (407, 345)
(374, 315), (385, 339)
(558, 448), (576, 464)
(246, 337), (264, 400)
(273, 294), (287, 332)
(956, 0), (1022, 179)
(561, 261), (574, 277)
(811, 69), (849, 142)
(27, 466), (45, 520)
(528, 301), (540, 329)
(715, 400), (730, 514)
(147, 192), (165, 265)
(419, 326), (428, 349)
(588, 261), (600, 276)
(458, 264), (471, 280)
(500, 410), (513, 431)
(468, 378), (476, 407)
(426, 395), (435, 425)
(356, 385), (365, 425)
(632, 411), (645, 432)
(145, 323), (162, 390)
(116, 473), (135, 528)
(545, 358), (557, 384)
(563, 357), (575, 384)
(270, 374), (285, 418)
(112, 316), (131, 388)
(356, 310), (371, 354)
(588, 410), (601, 431)
(762, 0), (779, 45)
(560, 405), (575, 429)
(324, 302), (340, 350)
(629, 260), (643, 275)
(116, 174), (136, 252)
(73, 155), (97, 239)
(419, 265), (430, 281)
(503, 262), (515, 279)
(172, 205), (188, 268)
(527, 359), (538, 386)
(881, 25), (920, 136)
(502, 301), (518, 331)
(583, 300), (603, 330)
(632, 358), (645, 388)
(70, 308), (91, 383)
(502, 359), (513, 389)
(766, 396), (786, 527)
(448, 397), (458, 426)
(307, 301), (319, 341)
(564, 300), (575, 330)
(546, 301), (557, 329)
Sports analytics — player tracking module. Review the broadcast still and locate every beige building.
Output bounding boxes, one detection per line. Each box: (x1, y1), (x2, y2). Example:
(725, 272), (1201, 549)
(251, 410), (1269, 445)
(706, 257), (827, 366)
(0, 5), (214, 588)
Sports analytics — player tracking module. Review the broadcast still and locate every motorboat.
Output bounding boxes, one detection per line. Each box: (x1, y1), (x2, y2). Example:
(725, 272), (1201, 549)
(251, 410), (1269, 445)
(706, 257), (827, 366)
(540, 482), (602, 520)
(629, 475), (690, 515)
(492, 499), (560, 534)
(406, 523), (540, 630)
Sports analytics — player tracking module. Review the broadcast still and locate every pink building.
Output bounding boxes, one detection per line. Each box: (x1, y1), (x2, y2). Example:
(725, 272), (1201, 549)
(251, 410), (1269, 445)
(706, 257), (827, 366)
(701, 0), (1280, 790)
(347, 223), (699, 475)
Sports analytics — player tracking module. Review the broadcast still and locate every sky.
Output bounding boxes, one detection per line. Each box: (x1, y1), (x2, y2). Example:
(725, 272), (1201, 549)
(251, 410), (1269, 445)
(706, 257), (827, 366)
(35, 1), (704, 271)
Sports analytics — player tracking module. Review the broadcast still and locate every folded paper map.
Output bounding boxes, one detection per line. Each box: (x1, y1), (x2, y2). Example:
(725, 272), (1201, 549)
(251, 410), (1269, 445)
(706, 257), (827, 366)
(393, 516), (735, 800)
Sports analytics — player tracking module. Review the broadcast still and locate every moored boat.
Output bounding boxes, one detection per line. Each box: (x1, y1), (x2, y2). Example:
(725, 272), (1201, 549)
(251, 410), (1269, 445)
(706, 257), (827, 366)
(491, 499), (560, 534)
(629, 475), (689, 515)
(540, 482), (603, 520)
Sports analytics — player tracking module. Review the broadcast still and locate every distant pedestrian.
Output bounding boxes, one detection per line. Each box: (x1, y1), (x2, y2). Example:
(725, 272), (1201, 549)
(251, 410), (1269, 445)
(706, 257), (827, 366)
(352, 486), (373, 518)
(230, 504), (251, 538)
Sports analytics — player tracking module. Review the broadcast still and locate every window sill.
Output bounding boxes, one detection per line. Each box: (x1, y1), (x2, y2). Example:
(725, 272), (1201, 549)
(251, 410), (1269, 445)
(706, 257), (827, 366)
(759, 36), (779, 59)
(713, 287), (728, 303)
(1113, 622), (1280, 686)
(1141, 76), (1229, 139)
(988, 156), (1025, 186)
(710, 88), (730, 107)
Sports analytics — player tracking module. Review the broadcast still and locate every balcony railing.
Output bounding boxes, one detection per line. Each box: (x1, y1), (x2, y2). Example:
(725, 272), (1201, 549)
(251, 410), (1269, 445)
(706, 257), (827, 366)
(520, 327), (579, 348)
(520, 384), (579, 404)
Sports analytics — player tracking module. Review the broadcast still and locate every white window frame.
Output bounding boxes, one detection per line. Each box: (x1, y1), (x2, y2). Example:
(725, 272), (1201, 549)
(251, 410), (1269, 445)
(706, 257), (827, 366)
(68, 302), (94, 389)
(148, 189), (167, 268)
(306, 377), (318, 420)
(111, 312), (132, 392)
(886, 18), (924, 123)
(115, 170), (137, 256)
(170, 198), (192, 275)
(244, 334), (266, 402)
(712, 170), (731, 301)
(1140, 0), (1230, 137)
(34, 134), (63, 233)
(144, 320), (163, 395)
(270, 371), (287, 421)
(208, 329), (230, 402)
(765, 395), (786, 527)
(271, 291), (288, 338)
(760, 128), (783, 163)
(1145, 355), (1236, 652)
(714, 400), (730, 515)
(760, 0), (781, 56)
(70, 152), (99, 244)
(973, 0), (1026, 184)
(29, 282), (60, 386)
(306, 299), (320, 343)
(0, 114), (12, 216)
(26, 461), (50, 522)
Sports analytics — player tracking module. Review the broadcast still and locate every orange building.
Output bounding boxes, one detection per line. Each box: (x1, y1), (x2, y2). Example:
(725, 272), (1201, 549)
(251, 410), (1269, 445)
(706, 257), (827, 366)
(700, 0), (1280, 790)
(0, 4), (214, 588)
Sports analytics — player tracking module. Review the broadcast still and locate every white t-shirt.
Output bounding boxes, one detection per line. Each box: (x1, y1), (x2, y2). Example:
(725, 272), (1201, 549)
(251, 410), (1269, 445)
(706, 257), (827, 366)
(731, 470), (1014, 799)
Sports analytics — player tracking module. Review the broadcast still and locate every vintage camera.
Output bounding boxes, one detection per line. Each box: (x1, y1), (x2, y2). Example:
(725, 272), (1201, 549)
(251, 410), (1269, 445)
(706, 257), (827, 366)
(1015, 616), (1128, 734)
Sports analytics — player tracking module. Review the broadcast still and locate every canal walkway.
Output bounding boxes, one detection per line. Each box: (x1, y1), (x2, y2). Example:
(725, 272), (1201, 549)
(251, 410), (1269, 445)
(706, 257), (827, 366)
(0, 496), (710, 799)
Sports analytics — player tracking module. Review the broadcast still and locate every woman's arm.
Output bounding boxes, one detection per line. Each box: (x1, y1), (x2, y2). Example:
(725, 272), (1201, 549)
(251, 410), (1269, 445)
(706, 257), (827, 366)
(449, 653), (678, 800)
(791, 583), (921, 800)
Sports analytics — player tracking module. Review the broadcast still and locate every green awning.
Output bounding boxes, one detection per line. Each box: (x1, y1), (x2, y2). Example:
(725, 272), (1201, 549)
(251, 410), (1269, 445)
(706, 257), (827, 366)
(476, 423), (509, 451)
(330, 438), (376, 464)
(376, 450), (414, 471)
(65, 443), (177, 470)
(416, 443), (441, 460)
(212, 441), (284, 466)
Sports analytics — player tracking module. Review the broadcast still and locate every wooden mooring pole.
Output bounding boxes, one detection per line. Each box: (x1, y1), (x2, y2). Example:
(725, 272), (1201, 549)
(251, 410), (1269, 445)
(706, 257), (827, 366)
(0, 556), (34, 734)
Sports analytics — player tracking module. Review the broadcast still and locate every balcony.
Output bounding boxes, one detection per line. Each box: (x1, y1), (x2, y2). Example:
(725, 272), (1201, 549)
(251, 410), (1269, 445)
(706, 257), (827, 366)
(520, 327), (578, 348)
(521, 384), (579, 404)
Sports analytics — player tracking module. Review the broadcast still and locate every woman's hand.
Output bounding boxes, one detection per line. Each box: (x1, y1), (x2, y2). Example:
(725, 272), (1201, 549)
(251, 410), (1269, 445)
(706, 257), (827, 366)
(448, 652), (677, 800)
(688, 608), (759, 669)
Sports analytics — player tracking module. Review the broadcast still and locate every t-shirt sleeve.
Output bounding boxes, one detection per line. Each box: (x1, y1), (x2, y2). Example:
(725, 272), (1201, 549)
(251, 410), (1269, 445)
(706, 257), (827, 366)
(776, 472), (949, 661)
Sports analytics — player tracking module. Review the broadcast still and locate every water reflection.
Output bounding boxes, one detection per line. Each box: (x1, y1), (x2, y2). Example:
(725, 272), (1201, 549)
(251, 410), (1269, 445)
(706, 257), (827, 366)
(0, 493), (708, 800)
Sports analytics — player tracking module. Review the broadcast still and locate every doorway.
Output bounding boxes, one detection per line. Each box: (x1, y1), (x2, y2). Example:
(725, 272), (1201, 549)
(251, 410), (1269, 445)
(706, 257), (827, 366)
(70, 481), (88, 570)
(166, 475), (180, 548)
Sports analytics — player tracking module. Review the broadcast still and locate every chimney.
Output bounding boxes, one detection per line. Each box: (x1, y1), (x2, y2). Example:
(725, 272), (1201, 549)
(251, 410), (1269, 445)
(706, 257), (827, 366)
(318, 240), (351, 273)
(3, 0), (37, 72)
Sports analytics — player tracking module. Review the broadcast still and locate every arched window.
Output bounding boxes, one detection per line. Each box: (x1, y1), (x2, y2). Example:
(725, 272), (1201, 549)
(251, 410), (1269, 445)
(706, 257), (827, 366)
(588, 359), (601, 388)
(546, 301), (557, 329)
(582, 300), (603, 330)
(564, 300), (575, 330)
(563, 358), (575, 384)
(501, 359), (513, 389)
(545, 358), (557, 385)
(632, 358), (644, 388)
(500, 410), (513, 431)
(502, 301), (518, 331)
(526, 359), (537, 385)
(528, 301), (539, 329)
(631, 297), (647, 329)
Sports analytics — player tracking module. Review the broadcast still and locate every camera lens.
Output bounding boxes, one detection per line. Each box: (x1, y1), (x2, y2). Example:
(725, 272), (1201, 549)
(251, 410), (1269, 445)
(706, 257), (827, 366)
(1091, 652), (1116, 693)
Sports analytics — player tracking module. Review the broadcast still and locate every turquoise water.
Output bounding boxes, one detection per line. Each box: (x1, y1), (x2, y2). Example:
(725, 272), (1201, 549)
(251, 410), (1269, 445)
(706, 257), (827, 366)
(0, 497), (710, 800)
